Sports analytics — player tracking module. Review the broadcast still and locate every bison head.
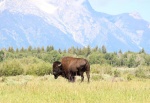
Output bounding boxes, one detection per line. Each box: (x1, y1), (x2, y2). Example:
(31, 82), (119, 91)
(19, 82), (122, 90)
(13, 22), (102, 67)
(52, 61), (62, 79)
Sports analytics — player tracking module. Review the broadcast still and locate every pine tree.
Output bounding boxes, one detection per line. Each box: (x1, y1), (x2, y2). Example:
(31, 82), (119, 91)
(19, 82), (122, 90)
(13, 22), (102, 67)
(58, 49), (62, 54)
(28, 46), (32, 52)
(63, 49), (66, 53)
(20, 47), (25, 52)
(41, 46), (45, 52)
(92, 46), (98, 52)
(68, 46), (75, 54)
(139, 48), (145, 54)
(102, 45), (107, 54)
(16, 48), (19, 53)
(118, 49), (122, 54)
(37, 47), (41, 53)
(8, 47), (14, 53)
(46, 46), (54, 52)
(0, 50), (4, 62)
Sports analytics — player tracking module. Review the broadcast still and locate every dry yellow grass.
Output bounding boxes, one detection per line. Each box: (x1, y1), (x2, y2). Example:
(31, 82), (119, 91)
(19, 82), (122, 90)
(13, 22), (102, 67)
(0, 75), (150, 103)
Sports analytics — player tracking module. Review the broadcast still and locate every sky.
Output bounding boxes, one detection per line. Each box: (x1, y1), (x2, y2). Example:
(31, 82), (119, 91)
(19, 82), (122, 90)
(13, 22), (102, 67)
(88, 0), (150, 22)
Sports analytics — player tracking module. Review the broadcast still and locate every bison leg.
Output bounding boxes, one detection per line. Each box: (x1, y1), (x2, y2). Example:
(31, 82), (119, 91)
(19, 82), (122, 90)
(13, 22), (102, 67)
(70, 73), (76, 82)
(71, 76), (75, 82)
(70, 75), (75, 82)
(66, 73), (70, 82)
(80, 72), (84, 82)
(67, 73), (73, 82)
(86, 71), (90, 83)
(69, 72), (76, 82)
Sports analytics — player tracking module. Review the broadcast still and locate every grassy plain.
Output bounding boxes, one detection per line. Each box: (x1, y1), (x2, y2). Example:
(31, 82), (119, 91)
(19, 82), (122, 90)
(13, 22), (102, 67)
(0, 75), (150, 103)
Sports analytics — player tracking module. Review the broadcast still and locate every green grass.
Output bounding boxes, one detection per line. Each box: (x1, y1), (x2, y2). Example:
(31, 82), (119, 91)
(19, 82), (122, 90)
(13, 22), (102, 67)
(0, 75), (150, 103)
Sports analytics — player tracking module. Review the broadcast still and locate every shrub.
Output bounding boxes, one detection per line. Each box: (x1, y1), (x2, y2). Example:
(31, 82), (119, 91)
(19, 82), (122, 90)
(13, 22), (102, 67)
(135, 66), (150, 78)
(91, 74), (103, 81)
(26, 61), (52, 76)
(91, 64), (112, 75)
(35, 63), (52, 76)
(127, 74), (134, 81)
(18, 57), (52, 75)
(0, 59), (24, 76)
(0, 57), (52, 76)
(26, 64), (37, 75)
(0, 50), (4, 62)
(135, 68), (146, 78)
(88, 52), (106, 64)
(113, 69), (121, 77)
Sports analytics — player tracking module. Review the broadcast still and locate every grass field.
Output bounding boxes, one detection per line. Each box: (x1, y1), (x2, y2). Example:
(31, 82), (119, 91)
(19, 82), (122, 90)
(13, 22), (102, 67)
(0, 75), (150, 103)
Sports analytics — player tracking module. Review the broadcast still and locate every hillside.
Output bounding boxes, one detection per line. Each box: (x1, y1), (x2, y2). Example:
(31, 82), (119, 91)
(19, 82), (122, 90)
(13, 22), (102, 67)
(0, 0), (150, 52)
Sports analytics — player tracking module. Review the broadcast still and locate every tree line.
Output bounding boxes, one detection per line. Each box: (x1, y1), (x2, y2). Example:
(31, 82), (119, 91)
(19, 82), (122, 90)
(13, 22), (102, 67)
(0, 45), (150, 68)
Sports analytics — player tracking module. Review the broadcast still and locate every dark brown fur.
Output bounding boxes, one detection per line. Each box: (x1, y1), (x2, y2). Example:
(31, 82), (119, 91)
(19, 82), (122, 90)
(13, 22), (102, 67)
(52, 57), (90, 82)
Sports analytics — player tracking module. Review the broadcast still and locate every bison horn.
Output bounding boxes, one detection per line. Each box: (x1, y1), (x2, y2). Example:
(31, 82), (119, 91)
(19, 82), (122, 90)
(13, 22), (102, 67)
(58, 64), (61, 67)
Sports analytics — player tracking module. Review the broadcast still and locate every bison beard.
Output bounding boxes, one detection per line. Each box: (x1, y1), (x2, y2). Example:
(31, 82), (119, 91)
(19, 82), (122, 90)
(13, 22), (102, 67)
(52, 57), (90, 82)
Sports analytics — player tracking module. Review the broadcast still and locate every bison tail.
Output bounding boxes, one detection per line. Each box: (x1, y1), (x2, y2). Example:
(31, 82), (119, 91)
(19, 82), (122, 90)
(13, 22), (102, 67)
(85, 60), (90, 71)
(85, 61), (90, 82)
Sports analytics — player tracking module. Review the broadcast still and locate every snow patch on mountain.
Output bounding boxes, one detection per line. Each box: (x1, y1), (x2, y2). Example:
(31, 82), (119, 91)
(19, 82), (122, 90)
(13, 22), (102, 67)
(0, 0), (150, 52)
(135, 30), (144, 44)
(73, 0), (86, 6)
(0, 0), (5, 12)
(148, 24), (150, 29)
(114, 20), (123, 28)
(30, 0), (57, 14)
(129, 12), (142, 20)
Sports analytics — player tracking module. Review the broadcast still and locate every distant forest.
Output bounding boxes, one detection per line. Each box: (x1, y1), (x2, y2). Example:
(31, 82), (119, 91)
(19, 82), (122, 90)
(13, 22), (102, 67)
(0, 45), (150, 67)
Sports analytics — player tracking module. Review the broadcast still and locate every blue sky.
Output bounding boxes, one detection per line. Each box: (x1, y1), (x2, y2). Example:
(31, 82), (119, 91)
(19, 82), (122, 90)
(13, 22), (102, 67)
(88, 0), (150, 22)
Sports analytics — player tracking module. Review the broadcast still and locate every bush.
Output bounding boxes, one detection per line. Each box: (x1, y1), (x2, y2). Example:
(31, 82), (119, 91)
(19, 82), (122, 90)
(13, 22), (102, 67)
(0, 50), (4, 62)
(35, 63), (52, 76)
(26, 61), (52, 76)
(135, 68), (146, 78)
(113, 69), (121, 77)
(91, 74), (103, 81)
(25, 64), (37, 75)
(127, 74), (134, 81)
(135, 66), (150, 78)
(88, 52), (106, 64)
(91, 64), (112, 75)
(0, 60), (24, 76)
(0, 57), (52, 76)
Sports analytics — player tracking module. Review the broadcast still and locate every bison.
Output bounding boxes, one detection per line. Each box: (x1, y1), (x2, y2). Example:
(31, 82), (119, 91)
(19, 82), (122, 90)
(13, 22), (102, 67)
(52, 57), (90, 82)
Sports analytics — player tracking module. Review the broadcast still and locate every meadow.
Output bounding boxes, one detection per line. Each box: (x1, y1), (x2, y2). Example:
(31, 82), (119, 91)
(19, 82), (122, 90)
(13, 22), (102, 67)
(0, 47), (150, 103)
(0, 75), (150, 103)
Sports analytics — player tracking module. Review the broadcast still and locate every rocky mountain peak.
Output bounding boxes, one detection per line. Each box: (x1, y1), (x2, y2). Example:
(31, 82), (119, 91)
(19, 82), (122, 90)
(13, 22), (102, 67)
(0, 0), (150, 53)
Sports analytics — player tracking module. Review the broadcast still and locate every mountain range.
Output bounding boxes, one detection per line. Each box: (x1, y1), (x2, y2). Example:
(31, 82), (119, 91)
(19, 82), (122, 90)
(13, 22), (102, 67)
(0, 0), (150, 53)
